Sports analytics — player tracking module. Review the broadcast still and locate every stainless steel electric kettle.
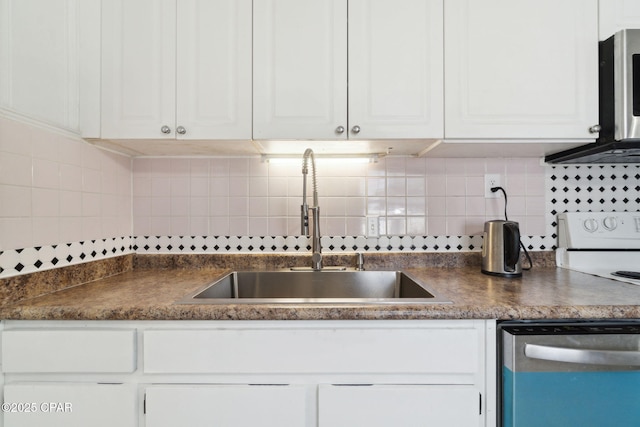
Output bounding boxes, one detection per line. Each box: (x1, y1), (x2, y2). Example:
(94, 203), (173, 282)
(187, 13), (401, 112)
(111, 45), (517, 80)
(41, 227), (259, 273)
(481, 220), (522, 277)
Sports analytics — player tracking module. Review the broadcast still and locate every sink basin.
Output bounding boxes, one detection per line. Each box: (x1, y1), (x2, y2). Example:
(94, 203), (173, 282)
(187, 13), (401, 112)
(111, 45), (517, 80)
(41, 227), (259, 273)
(177, 270), (450, 304)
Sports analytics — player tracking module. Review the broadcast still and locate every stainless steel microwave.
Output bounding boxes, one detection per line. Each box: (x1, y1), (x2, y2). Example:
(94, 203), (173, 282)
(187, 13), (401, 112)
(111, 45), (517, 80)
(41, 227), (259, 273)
(601, 29), (640, 142)
(546, 29), (640, 164)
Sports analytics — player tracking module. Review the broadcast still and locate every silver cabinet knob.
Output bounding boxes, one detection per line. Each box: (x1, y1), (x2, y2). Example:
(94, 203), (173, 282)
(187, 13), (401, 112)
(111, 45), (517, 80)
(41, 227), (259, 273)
(176, 126), (186, 135)
(161, 125), (171, 134)
(589, 124), (601, 134)
(335, 126), (345, 134)
(351, 125), (361, 134)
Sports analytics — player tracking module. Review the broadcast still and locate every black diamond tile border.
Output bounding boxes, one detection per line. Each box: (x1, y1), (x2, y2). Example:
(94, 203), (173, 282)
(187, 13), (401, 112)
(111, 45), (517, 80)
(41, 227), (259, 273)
(0, 237), (133, 279)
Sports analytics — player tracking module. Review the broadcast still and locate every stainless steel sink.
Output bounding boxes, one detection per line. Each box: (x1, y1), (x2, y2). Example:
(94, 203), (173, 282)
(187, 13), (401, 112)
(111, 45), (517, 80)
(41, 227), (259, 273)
(177, 270), (450, 304)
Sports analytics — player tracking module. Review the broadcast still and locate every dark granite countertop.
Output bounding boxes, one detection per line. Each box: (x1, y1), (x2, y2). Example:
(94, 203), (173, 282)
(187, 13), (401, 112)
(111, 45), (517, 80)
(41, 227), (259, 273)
(1, 253), (640, 320)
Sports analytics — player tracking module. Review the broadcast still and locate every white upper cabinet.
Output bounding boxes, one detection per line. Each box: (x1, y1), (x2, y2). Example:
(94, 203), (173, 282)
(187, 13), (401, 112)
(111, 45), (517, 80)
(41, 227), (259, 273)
(348, 0), (443, 140)
(253, 0), (443, 140)
(253, 0), (347, 140)
(101, 0), (251, 140)
(0, 0), (100, 133)
(444, 0), (599, 140)
(599, 0), (640, 40)
(176, 0), (252, 139)
(101, 0), (175, 139)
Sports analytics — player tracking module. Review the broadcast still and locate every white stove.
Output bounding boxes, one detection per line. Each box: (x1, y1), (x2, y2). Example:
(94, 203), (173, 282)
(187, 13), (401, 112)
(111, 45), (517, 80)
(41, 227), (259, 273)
(556, 212), (640, 285)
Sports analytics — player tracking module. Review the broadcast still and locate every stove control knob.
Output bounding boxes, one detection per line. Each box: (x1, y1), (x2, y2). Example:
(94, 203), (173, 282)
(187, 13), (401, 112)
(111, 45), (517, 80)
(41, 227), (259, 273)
(583, 218), (599, 232)
(603, 216), (618, 231)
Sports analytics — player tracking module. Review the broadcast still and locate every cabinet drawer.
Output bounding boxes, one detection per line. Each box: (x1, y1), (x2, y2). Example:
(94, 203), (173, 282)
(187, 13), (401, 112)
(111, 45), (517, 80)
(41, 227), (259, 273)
(144, 324), (482, 377)
(319, 384), (480, 427)
(2, 329), (136, 373)
(145, 385), (311, 427)
(4, 383), (136, 427)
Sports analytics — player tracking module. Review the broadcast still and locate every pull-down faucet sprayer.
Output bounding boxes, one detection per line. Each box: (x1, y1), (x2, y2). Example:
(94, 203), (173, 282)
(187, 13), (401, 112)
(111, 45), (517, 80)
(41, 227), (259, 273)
(301, 149), (322, 271)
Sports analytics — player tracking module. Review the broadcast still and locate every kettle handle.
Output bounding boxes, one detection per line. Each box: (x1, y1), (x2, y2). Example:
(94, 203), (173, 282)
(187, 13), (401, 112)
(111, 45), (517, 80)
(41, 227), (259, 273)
(503, 222), (521, 272)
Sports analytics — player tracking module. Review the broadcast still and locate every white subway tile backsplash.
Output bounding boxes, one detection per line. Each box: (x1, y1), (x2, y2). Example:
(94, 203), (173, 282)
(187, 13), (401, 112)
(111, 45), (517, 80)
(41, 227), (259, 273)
(406, 197), (425, 216)
(151, 177), (171, 197)
(0, 185), (31, 217)
(82, 168), (102, 193)
(59, 164), (83, 191)
(465, 196), (485, 217)
(190, 217), (209, 236)
(210, 158), (229, 176)
(32, 158), (59, 189)
(32, 217), (59, 246)
(367, 197), (386, 216)
(446, 216), (466, 235)
(386, 197), (405, 216)
(268, 197), (288, 217)
(367, 177), (386, 197)
(406, 177), (425, 197)
(387, 177), (406, 196)
(427, 216), (446, 235)
(32, 188), (59, 217)
(170, 176), (190, 197)
(346, 217), (366, 236)
(446, 197), (465, 216)
(346, 197), (366, 217)
(385, 157), (406, 176)
(0, 116), (133, 263)
(5, 115), (640, 278)
(426, 176), (446, 196)
(0, 152), (31, 186)
(386, 217), (406, 235)
(406, 216), (426, 235)
(0, 218), (32, 252)
(446, 176), (466, 196)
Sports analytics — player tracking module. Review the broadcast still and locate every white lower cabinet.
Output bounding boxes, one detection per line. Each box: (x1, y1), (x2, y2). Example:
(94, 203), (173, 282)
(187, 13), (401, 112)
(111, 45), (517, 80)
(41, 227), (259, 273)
(3, 383), (136, 427)
(319, 385), (480, 427)
(0, 319), (495, 427)
(145, 385), (313, 427)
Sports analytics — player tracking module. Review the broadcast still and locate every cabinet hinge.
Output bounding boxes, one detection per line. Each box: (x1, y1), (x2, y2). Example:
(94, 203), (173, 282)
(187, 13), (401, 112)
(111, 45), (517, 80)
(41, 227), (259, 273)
(479, 393), (482, 415)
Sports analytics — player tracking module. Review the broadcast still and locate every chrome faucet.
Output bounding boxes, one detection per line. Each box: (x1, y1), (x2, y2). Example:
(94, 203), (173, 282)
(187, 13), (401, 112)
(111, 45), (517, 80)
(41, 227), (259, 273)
(301, 148), (322, 271)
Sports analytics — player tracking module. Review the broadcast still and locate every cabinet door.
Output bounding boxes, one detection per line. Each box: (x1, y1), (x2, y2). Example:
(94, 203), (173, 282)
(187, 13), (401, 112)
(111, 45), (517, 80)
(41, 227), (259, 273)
(599, 0), (640, 40)
(253, 0), (347, 140)
(348, 0), (443, 139)
(176, 0), (252, 139)
(444, 0), (598, 140)
(145, 385), (312, 427)
(319, 385), (480, 427)
(3, 383), (136, 427)
(101, 0), (176, 139)
(0, 0), (80, 131)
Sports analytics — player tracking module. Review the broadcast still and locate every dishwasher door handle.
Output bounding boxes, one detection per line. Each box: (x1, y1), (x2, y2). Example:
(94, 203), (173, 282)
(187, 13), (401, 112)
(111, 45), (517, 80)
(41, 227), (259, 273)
(524, 343), (640, 366)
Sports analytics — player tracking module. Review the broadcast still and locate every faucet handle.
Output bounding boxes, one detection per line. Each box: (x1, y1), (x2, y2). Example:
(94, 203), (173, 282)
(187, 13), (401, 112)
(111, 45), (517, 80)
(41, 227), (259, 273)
(356, 252), (364, 271)
(301, 204), (309, 236)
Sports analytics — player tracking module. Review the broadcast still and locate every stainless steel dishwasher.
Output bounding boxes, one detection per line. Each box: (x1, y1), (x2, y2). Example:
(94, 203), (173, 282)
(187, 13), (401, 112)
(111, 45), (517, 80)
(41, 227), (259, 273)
(499, 321), (640, 427)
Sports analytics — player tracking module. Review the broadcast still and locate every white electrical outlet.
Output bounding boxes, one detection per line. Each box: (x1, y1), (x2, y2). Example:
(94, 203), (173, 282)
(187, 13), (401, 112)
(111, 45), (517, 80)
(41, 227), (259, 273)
(484, 174), (502, 198)
(367, 216), (379, 237)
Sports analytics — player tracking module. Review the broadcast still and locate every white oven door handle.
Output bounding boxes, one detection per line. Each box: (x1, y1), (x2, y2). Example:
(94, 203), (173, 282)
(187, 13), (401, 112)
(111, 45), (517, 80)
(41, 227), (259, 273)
(524, 343), (640, 366)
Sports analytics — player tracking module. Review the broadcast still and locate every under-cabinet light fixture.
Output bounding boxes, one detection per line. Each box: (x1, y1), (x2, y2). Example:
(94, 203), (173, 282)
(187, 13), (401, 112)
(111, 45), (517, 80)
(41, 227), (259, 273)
(261, 153), (382, 164)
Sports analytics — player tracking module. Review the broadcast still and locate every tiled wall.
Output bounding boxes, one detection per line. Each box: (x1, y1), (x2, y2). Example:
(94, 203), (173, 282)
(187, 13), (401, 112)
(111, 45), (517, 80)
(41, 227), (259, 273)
(0, 114), (132, 276)
(132, 156), (547, 238)
(2, 114), (640, 278)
